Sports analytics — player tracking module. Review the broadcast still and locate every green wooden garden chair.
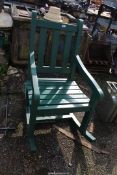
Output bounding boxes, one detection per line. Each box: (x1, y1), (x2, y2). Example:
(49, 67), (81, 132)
(25, 11), (104, 151)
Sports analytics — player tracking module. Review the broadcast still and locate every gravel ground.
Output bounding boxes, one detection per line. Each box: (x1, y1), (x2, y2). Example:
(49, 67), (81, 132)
(0, 69), (117, 175)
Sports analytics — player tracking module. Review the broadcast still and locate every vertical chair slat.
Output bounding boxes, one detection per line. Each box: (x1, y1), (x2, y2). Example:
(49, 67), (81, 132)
(29, 11), (37, 79)
(50, 30), (60, 67)
(75, 20), (83, 54)
(62, 32), (73, 68)
(30, 11), (37, 52)
(70, 20), (83, 79)
(38, 28), (47, 67)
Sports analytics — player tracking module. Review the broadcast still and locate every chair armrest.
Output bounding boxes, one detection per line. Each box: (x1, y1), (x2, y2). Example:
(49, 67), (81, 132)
(29, 51), (40, 105)
(75, 55), (104, 101)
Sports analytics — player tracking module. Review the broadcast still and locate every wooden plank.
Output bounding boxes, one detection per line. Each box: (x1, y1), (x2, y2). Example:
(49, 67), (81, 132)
(70, 19), (83, 79)
(62, 32), (72, 68)
(26, 114), (72, 125)
(40, 94), (88, 100)
(36, 19), (77, 32)
(37, 103), (89, 111)
(40, 84), (78, 87)
(29, 11), (37, 52)
(39, 77), (68, 81)
(40, 98), (89, 105)
(39, 80), (77, 86)
(50, 31), (60, 67)
(28, 104), (89, 116)
(28, 89), (83, 95)
(28, 93), (88, 101)
(38, 28), (47, 67)
(28, 88), (84, 95)
(36, 115), (72, 121)
(38, 66), (70, 74)
(40, 89), (83, 95)
(54, 125), (110, 155)
(75, 20), (83, 54)
(40, 85), (80, 90)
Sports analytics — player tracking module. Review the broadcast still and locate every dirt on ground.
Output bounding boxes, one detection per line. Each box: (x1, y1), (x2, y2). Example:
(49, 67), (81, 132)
(0, 69), (117, 175)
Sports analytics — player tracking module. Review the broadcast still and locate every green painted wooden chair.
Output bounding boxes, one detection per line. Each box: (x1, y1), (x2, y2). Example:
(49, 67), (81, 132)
(25, 11), (104, 151)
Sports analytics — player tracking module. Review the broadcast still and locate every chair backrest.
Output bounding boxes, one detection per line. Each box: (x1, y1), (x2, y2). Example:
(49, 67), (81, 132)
(29, 11), (83, 79)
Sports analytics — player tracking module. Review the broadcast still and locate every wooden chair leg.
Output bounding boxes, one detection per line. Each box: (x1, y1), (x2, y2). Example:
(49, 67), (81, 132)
(71, 113), (96, 142)
(28, 137), (37, 152)
(27, 112), (37, 151)
(80, 111), (93, 131)
(25, 87), (37, 151)
(79, 111), (96, 142)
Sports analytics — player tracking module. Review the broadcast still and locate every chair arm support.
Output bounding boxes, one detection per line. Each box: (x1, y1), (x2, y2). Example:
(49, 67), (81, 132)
(75, 55), (104, 101)
(29, 52), (40, 105)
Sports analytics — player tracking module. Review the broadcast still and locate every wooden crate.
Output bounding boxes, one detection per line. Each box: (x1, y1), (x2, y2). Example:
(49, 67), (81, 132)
(11, 20), (40, 65)
(84, 41), (112, 72)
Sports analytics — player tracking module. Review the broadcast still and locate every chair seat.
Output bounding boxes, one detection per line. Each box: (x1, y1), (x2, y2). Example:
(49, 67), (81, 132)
(26, 78), (90, 115)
